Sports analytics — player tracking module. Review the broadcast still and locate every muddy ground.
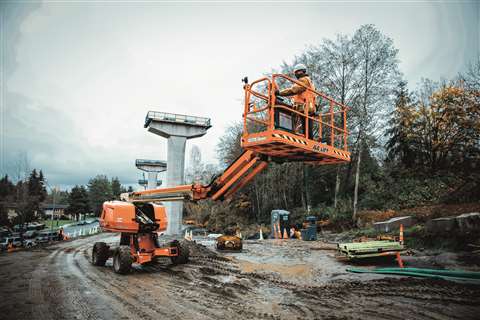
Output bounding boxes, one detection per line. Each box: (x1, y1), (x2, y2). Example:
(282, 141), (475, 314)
(1, 233), (479, 320)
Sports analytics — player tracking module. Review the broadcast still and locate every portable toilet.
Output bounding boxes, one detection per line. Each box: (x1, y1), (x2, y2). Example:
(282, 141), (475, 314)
(301, 216), (317, 241)
(270, 210), (290, 239)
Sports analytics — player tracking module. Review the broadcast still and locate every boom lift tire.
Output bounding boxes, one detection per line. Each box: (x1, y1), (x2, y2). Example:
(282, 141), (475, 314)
(169, 240), (189, 265)
(92, 242), (110, 266)
(113, 245), (133, 274)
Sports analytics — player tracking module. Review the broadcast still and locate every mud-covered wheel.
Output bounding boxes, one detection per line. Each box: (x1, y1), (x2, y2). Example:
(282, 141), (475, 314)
(216, 241), (224, 250)
(113, 245), (132, 274)
(92, 242), (110, 266)
(170, 240), (189, 265)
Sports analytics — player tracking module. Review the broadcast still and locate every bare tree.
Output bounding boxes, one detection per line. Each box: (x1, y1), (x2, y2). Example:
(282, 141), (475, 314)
(460, 55), (480, 90)
(305, 34), (361, 208)
(186, 145), (205, 184)
(351, 24), (401, 221)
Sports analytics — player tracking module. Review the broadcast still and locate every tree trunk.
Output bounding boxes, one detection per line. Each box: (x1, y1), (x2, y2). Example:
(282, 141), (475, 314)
(254, 183), (261, 221)
(353, 137), (362, 223)
(302, 164), (309, 211)
(334, 166), (341, 208)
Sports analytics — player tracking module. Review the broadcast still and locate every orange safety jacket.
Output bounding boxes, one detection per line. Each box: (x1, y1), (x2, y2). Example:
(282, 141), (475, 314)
(279, 75), (316, 114)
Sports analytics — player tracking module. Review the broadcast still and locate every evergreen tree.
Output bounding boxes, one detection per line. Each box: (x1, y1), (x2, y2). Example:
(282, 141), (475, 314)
(66, 185), (91, 220)
(111, 177), (122, 199)
(386, 81), (416, 168)
(0, 175), (15, 201)
(88, 175), (113, 216)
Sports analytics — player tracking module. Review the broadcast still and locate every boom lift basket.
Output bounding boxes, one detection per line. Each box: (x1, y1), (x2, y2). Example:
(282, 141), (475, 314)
(242, 74), (350, 164)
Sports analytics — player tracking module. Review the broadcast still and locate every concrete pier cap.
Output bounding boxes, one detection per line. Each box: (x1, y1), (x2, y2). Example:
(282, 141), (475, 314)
(144, 111), (211, 235)
(135, 159), (167, 190)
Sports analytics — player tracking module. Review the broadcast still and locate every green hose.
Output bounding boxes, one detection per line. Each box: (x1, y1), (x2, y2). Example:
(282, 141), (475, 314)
(347, 267), (480, 284)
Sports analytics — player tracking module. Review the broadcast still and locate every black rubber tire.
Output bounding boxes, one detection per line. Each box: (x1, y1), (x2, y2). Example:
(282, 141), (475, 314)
(169, 240), (189, 265)
(92, 242), (110, 266)
(113, 245), (132, 274)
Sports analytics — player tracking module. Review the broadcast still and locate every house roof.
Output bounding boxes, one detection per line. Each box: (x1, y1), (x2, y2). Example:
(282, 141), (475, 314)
(41, 203), (68, 209)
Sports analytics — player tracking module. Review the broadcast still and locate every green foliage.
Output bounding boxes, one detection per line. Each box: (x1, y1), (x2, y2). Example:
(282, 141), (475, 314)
(87, 175), (113, 216)
(66, 185), (90, 219)
(386, 79), (480, 204)
(10, 169), (47, 225)
(0, 203), (10, 226)
(0, 175), (15, 201)
(111, 177), (122, 199)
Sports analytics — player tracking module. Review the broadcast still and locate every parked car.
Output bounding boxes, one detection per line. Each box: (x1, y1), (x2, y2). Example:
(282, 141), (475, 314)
(23, 239), (37, 248)
(0, 238), (7, 251)
(0, 227), (11, 238)
(0, 236), (23, 250)
(23, 230), (38, 239)
(35, 230), (60, 243)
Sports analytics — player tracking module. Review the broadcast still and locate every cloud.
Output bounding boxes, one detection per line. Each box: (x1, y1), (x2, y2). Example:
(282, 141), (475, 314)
(1, 1), (478, 189)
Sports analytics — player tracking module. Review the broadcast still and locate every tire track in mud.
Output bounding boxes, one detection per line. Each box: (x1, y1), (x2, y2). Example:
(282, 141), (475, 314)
(30, 235), (138, 320)
(188, 251), (480, 320)
(28, 235), (480, 320)
(74, 239), (249, 319)
(29, 251), (55, 320)
(70, 241), (175, 320)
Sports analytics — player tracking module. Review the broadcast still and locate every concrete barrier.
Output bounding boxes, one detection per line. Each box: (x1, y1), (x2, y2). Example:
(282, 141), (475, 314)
(456, 212), (480, 232)
(426, 217), (457, 233)
(373, 216), (414, 233)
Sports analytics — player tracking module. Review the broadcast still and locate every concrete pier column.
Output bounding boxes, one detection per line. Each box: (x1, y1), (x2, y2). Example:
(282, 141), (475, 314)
(136, 159), (167, 190)
(144, 111), (211, 235)
(147, 172), (158, 190)
(165, 136), (187, 235)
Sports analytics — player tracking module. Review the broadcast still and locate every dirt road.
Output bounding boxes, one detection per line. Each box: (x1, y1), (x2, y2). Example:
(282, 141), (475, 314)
(1, 233), (479, 320)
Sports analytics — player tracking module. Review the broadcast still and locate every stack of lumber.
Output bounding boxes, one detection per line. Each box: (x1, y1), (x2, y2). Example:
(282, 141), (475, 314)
(337, 240), (405, 259)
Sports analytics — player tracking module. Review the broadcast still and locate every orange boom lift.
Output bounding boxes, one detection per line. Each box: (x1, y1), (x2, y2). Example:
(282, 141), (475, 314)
(93, 73), (350, 273)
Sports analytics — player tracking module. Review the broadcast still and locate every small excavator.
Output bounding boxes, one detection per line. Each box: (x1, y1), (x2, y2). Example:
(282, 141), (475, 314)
(92, 73), (350, 274)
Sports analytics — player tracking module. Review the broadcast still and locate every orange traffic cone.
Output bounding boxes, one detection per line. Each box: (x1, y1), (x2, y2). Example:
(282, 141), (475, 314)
(399, 224), (404, 244)
(273, 224), (277, 239)
(283, 228), (289, 240)
(277, 223), (282, 239)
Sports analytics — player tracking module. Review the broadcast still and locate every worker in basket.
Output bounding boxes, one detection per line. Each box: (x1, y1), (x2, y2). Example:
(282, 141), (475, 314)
(275, 63), (316, 138)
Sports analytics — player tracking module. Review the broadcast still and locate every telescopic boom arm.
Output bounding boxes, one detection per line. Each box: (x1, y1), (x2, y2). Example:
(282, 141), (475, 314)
(124, 150), (268, 203)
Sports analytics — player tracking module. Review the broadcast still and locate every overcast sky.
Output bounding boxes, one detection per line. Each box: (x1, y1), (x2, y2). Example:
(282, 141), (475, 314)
(1, 0), (479, 190)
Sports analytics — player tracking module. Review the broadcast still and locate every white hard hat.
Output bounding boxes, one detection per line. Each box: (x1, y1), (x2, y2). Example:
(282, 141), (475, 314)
(293, 63), (307, 72)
